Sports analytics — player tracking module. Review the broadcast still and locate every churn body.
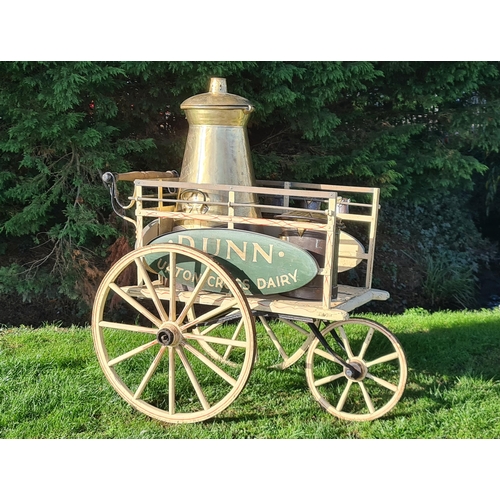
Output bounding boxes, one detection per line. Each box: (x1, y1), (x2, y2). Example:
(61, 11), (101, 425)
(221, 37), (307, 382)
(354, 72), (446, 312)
(177, 78), (260, 228)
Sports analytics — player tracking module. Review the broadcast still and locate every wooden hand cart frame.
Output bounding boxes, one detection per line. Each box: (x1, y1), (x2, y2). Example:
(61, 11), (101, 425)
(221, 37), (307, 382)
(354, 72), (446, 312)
(92, 172), (407, 423)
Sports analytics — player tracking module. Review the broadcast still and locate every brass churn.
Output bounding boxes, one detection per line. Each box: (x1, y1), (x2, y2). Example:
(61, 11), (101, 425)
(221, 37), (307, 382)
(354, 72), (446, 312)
(176, 77), (260, 228)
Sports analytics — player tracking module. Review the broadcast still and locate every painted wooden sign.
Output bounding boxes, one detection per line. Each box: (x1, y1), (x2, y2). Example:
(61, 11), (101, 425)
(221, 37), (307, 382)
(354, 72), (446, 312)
(147, 228), (319, 295)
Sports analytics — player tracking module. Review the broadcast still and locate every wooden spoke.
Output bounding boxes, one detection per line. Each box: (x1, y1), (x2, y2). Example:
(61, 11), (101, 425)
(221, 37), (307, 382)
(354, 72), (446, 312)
(222, 318), (244, 361)
(176, 267), (212, 324)
(109, 283), (162, 327)
(135, 257), (168, 323)
(182, 333), (248, 348)
(176, 346), (210, 411)
(107, 339), (159, 367)
(195, 322), (222, 337)
(260, 316), (315, 370)
(180, 299), (238, 331)
(305, 318), (407, 422)
(183, 344), (237, 386)
(365, 373), (398, 392)
(99, 321), (156, 335)
(366, 351), (400, 367)
(134, 346), (166, 399)
(358, 327), (374, 359)
(92, 243), (256, 424)
(336, 380), (353, 412)
(314, 371), (345, 387)
(359, 381), (376, 414)
(183, 307), (238, 368)
(338, 326), (355, 359)
(312, 347), (345, 365)
(168, 347), (176, 415)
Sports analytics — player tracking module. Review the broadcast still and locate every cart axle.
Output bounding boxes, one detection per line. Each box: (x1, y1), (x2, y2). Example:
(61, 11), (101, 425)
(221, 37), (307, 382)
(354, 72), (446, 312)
(156, 324), (182, 347)
(157, 329), (175, 346)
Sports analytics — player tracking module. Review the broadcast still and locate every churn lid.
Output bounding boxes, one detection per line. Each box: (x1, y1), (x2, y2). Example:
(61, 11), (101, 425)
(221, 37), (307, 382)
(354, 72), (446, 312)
(181, 77), (253, 110)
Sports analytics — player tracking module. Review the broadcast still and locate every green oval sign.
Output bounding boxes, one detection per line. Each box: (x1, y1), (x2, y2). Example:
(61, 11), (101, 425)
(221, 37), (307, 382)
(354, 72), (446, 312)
(147, 228), (318, 295)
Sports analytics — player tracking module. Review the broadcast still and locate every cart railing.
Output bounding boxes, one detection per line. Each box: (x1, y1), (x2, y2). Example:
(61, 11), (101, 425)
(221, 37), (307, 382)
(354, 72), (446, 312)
(107, 175), (381, 306)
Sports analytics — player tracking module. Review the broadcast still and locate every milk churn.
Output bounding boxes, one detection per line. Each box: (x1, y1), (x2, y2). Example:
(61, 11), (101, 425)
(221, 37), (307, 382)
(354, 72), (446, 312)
(176, 77), (260, 228)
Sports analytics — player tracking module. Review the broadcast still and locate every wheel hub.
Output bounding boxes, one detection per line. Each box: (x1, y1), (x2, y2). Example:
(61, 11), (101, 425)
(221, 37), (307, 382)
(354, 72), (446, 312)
(344, 359), (367, 381)
(156, 323), (182, 347)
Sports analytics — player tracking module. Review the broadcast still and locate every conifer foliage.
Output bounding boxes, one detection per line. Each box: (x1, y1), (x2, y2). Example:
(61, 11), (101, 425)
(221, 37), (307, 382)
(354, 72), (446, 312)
(0, 62), (154, 304)
(0, 61), (499, 319)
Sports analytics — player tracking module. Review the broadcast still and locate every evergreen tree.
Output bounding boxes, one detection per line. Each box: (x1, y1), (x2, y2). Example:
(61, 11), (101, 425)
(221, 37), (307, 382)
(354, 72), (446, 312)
(0, 61), (498, 319)
(0, 62), (154, 303)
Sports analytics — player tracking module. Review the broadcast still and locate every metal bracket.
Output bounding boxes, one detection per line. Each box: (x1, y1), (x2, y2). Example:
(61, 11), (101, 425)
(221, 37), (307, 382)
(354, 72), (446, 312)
(307, 322), (361, 379)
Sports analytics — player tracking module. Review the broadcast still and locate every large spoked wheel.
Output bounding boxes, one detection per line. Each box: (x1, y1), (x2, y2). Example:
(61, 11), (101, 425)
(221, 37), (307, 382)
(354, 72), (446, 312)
(305, 318), (407, 421)
(92, 243), (256, 424)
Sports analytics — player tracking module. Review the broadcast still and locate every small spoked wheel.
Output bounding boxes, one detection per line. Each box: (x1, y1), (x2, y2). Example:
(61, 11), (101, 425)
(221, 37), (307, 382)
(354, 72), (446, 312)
(92, 243), (256, 424)
(305, 318), (407, 421)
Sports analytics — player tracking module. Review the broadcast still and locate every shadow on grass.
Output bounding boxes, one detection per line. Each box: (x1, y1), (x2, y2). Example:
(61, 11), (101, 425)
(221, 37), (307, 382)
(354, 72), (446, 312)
(378, 314), (500, 418)
(398, 317), (500, 380)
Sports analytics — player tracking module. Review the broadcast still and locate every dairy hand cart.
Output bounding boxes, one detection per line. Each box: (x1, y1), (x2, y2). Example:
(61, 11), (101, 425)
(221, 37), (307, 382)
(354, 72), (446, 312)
(92, 172), (407, 423)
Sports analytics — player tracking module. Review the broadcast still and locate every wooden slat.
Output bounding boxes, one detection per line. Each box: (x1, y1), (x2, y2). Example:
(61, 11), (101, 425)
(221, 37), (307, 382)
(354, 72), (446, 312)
(135, 179), (337, 200)
(256, 179), (377, 194)
(137, 209), (331, 231)
(115, 171), (179, 182)
(122, 285), (389, 323)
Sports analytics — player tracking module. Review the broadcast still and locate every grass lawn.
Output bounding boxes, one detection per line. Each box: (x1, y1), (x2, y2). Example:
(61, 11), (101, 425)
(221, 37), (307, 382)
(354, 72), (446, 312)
(1, 307), (499, 439)
(2, 307), (499, 498)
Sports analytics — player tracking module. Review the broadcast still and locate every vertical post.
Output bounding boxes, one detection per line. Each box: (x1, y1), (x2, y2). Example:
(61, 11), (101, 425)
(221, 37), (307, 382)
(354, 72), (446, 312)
(135, 183), (144, 249)
(365, 188), (380, 289)
(228, 189), (235, 229)
(158, 185), (164, 210)
(135, 183), (144, 286)
(283, 181), (291, 208)
(322, 193), (337, 309)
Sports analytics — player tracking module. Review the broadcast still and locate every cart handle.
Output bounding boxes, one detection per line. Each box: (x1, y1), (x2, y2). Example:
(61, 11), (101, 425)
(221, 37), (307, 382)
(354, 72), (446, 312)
(102, 170), (179, 226)
(102, 170), (179, 183)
